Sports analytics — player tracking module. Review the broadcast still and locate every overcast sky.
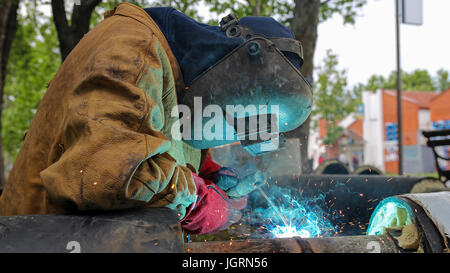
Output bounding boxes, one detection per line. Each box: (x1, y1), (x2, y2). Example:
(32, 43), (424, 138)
(314, 0), (450, 87)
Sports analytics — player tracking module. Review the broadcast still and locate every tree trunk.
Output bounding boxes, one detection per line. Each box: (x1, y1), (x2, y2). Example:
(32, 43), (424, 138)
(253, 0), (262, 16)
(0, 0), (19, 188)
(51, 0), (101, 61)
(285, 0), (320, 174)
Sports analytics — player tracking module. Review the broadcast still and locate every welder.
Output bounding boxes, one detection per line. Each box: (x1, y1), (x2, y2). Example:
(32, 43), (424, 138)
(0, 2), (312, 234)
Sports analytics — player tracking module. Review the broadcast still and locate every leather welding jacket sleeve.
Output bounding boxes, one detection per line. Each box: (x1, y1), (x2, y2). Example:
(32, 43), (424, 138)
(37, 10), (196, 218)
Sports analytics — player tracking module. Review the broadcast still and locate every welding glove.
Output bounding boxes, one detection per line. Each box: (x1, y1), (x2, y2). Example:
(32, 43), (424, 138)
(199, 156), (266, 198)
(181, 172), (247, 234)
(225, 171), (266, 198)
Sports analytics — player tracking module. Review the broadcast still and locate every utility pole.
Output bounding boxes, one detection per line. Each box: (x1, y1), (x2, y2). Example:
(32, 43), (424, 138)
(395, 0), (403, 175)
(395, 0), (423, 175)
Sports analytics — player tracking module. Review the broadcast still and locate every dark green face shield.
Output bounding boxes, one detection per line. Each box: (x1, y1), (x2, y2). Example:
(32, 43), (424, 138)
(178, 14), (313, 156)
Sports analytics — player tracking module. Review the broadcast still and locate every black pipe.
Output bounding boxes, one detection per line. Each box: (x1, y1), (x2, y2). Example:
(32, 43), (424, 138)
(398, 197), (445, 253)
(0, 208), (183, 253)
(352, 165), (383, 176)
(247, 174), (424, 236)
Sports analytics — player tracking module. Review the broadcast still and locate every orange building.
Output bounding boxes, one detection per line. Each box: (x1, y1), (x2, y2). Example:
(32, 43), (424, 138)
(315, 89), (449, 174)
(317, 115), (364, 169)
(381, 90), (438, 173)
(430, 88), (450, 125)
(429, 89), (450, 171)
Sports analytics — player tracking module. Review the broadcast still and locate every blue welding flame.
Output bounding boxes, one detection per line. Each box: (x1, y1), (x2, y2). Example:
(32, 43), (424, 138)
(270, 225), (311, 238)
(250, 186), (335, 238)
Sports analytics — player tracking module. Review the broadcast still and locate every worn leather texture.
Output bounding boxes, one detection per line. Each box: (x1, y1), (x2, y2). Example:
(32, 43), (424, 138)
(0, 3), (201, 218)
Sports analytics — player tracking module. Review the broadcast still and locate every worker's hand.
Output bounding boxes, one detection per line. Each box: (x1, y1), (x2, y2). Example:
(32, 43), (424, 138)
(181, 173), (247, 234)
(198, 155), (266, 198)
(212, 168), (266, 198)
(224, 170), (266, 198)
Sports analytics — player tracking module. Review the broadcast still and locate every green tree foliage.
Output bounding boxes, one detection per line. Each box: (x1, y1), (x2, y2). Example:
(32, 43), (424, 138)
(91, 0), (152, 25)
(91, 0), (203, 24)
(153, 0), (203, 21)
(2, 2), (60, 165)
(1, 0), (155, 167)
(319, 0), (366, 24)
(400, 69), (434, 91)
(203, 0), (366, 26)
(435, 68), (449, 92)
(364, 69), (437, 92)
(312, 49), (358, 144)
(365, 74), (387, 92)
(204, 0), (293, 24)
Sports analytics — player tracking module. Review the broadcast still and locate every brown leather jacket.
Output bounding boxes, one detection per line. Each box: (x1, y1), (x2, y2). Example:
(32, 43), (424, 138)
(0, 3), (202, 217)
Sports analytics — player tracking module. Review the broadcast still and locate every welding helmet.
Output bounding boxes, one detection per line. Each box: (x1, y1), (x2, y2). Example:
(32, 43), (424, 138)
(176, 13), (313, 156)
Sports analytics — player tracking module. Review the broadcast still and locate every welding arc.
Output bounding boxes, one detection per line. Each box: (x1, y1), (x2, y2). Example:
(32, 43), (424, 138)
(257, 187), (289, 227)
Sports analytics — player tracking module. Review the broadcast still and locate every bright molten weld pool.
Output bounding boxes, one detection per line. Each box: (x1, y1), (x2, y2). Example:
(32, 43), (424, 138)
(270, 225), (311, 238)
(253, 186), (335, 239)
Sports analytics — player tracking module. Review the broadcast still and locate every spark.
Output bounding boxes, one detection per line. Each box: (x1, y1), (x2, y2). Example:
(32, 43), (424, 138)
(257, 187), (288, 226)
(254, 186), (334, 239)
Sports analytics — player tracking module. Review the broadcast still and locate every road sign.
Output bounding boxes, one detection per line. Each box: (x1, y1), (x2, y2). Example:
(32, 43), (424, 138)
(402, 0), (423, 25)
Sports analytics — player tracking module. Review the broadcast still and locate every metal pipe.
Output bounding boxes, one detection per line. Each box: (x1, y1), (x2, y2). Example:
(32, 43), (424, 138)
(185, 235), (400, 253)
(0, 208), (184, 253)
(368, 192), (450, 253)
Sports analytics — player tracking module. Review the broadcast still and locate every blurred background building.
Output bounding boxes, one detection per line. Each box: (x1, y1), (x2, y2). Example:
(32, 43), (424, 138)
(310, 88), (450, 174)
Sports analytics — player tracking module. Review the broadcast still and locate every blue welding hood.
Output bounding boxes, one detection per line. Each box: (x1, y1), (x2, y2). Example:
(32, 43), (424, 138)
(144, 7), (302, 86)
(145, 7), (312, 156)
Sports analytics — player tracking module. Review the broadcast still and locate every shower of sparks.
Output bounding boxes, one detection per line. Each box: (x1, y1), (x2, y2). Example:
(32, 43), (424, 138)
(254, 187), (335, 239)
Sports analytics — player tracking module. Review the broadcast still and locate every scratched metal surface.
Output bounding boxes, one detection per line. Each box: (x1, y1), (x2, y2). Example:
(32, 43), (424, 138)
(185, 234), (400, 253)
(0, 208), (183, 253)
